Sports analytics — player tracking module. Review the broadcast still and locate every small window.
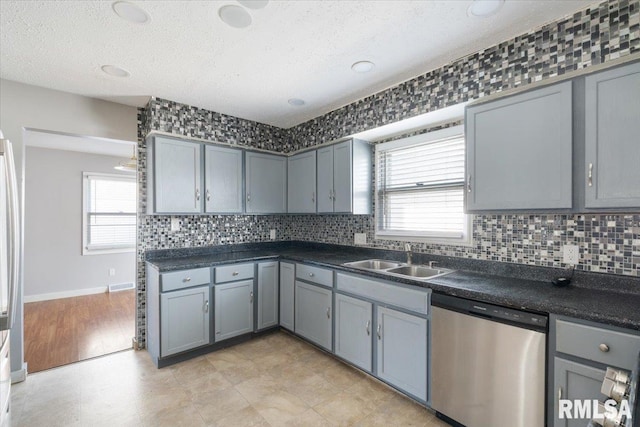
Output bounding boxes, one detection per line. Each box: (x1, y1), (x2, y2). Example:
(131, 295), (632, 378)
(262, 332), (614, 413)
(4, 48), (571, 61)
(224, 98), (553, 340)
(375, 125), (471, 245)
(82, 173), (136, 255)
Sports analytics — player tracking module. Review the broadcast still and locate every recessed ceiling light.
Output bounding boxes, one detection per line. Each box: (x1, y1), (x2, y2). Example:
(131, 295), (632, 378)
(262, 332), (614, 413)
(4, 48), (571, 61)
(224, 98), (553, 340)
(112, 1), (150, 24)
(237, 0), (269, 10)
(101, 65), (130, 77)
(219, 5), (252, 28)
(351, 61), (375, 73)
(467, 0), (505, 17)
(288, 98), (305, 107)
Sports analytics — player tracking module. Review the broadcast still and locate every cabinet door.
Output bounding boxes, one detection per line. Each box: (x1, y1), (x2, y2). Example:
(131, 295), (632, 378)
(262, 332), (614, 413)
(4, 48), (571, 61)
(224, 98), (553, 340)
(552, 358), (606, 427)
(245, 152), (287, 213)
(257, 262), (279, 330)
(288, 151), (317, 213)
(466, 81), (573, 211)
(154, 137), (202, 213)
(376, 307), (427, 402)
(585, 62), (640, 208)
(204, 145), (243, 213)
(214, 280), (254, 342)
(335, 293), (372, 372)
(332, 141), (353, 213)
(160, 285), (210, 356)
(316, 146), (334, 213)
(294, 281), (332, 351)
(279, 262), (295, 331)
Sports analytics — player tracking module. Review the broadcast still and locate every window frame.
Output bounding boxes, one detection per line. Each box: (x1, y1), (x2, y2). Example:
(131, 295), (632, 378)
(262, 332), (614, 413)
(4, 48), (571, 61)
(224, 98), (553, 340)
(374, 125), (472, 246)
(82, 172), (137, 256)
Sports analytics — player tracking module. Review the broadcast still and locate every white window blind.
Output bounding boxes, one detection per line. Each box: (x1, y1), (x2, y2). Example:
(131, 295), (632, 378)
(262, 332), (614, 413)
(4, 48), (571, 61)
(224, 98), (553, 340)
(376, 126), (469, 242)
(83, 173), (136, 254)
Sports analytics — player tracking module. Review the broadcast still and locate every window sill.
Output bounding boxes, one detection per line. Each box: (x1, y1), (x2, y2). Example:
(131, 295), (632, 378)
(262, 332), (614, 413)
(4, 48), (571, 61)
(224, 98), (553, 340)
(375, 232), (473, 247)
(82, 247), (135, 256)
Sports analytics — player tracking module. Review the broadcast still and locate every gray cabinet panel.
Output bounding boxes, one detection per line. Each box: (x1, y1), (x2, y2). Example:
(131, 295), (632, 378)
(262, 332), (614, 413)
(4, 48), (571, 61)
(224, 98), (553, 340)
(552, 358), (605, 427)
(245, 152), (287, 213)
(317, 146), (334, 213)
(466, 81), (573, 211)
(153, 137), (202, 213)
(204, 145), (243, 213)
(257, 262), (279, 330)
(279, 262), (295, 331)
(160, 285), (210, 356)
(333, 141), (353, 213)
(294, 281), (332, 351)
(288, 151), (317, 213)
(585, 61), (640, 208)
(376, 306), (427, 402)
(335, 293), (372, 372)
(214, 280), (254, 342)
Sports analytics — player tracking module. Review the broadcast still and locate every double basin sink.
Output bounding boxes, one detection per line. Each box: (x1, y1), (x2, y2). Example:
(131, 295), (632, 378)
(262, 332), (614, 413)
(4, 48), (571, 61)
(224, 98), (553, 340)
(342, 259), (454, 281)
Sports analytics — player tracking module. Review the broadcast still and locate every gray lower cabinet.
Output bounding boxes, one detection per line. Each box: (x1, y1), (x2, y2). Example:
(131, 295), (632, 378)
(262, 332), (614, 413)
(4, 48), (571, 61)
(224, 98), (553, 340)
(334, 293), (372, 372)
(257, 262), (279, 330)
(287, 151), (316, 213)
(204, 145), (243, 213)
(376, 306), (428, 402)
(214, 280), (254, 342)
(294, 281), (332, 351)
(465, 81), (573, 211)
(584, 61), (640, 208)
(245, 151), (287, 214)
(552, 358), (606, 427)
(160, 285), (210, 357)
(279, 262), (295, 331)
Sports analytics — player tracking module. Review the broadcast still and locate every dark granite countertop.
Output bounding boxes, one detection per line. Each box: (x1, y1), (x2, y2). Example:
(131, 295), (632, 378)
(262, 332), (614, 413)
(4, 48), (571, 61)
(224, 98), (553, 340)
(146, 241), (640, 331)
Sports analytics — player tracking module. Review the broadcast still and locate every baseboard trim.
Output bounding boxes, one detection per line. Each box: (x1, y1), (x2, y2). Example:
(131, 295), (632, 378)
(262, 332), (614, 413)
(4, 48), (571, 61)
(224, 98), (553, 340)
(11, 363), (28, 383)
(24, 286), (108, 303)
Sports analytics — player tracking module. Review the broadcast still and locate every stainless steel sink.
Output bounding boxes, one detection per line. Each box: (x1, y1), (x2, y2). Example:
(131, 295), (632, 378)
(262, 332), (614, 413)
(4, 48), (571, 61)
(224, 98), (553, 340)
(343, 259), (404, 270)
(385, 265), (453, 279)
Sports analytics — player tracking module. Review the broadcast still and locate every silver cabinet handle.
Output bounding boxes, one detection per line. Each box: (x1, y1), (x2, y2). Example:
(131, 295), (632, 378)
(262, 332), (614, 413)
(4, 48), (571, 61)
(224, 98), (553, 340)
(204, 300), (209, 313)
(232, 271), (239, 276)
(183, 277), (191, 282)
(558, 386), (562, 401)
(196, 188), (200, 201)
(309, 272), (314, 277)
(326, 307), (331, 319)
(467, 175), (472, 193)
(377, 323), (382, 340)
(588, 163), (593, 187)
(312, 191), (315, 203)
(366, 320), (371, 336)
(250, 291), (254, 303)
(599, 343), (610, 352)
(206, 189), (211, 202)
(247, 193), (251, 202)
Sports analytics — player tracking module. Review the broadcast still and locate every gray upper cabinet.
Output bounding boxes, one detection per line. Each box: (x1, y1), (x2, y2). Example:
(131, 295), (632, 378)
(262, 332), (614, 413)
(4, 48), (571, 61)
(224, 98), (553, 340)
(466, 81), (573, 212)
(214, 279), (254, 342)
(316, 139), (372, 214)
(257, 261), (279, 331)
(287, 151), (317, 213)
(294, 281), (332, 351)
(160, 285), (210, 357)
(584, 61), (640, 209)
(279, 262), (295, 331)
(204, 145), (243, 213)
(245, 151), (287, 214)
(335, 293), (373, 372)
(149, 136), (202, 214)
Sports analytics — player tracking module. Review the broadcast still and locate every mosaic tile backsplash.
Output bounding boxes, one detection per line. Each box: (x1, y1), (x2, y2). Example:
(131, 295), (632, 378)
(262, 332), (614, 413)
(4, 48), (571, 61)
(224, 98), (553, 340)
(135, 0), (639, 346)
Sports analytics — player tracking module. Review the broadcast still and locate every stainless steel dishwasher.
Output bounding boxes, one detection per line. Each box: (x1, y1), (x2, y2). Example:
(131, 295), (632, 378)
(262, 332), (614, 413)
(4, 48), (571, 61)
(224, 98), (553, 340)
(431, 293), (548, 427)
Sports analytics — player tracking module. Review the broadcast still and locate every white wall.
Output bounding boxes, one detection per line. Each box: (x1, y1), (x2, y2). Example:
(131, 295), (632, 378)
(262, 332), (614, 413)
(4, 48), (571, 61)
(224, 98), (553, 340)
(0, 79), (138, 376)
(24, 147), (136, 300)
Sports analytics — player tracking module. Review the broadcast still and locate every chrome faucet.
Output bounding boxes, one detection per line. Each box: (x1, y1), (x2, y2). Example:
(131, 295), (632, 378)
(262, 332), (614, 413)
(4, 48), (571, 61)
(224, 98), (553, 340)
(404, 243), (413, 265)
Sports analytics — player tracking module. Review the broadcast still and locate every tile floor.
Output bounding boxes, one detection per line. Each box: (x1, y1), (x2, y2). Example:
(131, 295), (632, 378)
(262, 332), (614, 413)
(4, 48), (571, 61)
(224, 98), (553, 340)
(10, 331), (450, 426)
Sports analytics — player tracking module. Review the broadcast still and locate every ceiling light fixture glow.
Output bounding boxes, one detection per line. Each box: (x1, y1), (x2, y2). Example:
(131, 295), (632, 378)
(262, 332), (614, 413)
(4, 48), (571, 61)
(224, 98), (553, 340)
(467, 0), (505, 17)
(351, 61), (375, 73)
(237, 0), (269, 10)
(112, 1), (150, 24)
(219, 5), (252, 28)
(288, 98), (305, 107)
(101, 65), (130, 77)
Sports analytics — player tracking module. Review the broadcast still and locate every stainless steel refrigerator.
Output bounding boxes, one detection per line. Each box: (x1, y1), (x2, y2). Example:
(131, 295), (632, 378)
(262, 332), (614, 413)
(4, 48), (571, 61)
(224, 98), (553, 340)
(0, 130), (19, 426)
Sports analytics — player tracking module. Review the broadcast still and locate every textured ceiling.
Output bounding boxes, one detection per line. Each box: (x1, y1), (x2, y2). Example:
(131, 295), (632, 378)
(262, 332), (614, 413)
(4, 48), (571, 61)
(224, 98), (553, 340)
(0, 0), (603, 128)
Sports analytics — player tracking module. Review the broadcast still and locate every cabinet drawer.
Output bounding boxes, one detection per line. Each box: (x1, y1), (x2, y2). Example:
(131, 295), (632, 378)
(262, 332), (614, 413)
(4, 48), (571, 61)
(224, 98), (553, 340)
(215, 263), (254, 283)
(296, 264), (333, 287)
(161, 267), (211, 292)
(337, 273), (430, 315)
(556, 319), (640, 370)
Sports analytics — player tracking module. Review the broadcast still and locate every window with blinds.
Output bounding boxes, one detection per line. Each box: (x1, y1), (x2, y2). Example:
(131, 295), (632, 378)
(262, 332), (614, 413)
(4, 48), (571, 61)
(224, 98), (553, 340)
(375, 125), (470, 243)
(82, 173), (136, 254)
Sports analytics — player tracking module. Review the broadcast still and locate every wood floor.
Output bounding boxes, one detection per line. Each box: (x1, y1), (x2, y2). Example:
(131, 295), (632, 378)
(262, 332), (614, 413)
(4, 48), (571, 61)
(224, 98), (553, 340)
(24, 290), (135, 373)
